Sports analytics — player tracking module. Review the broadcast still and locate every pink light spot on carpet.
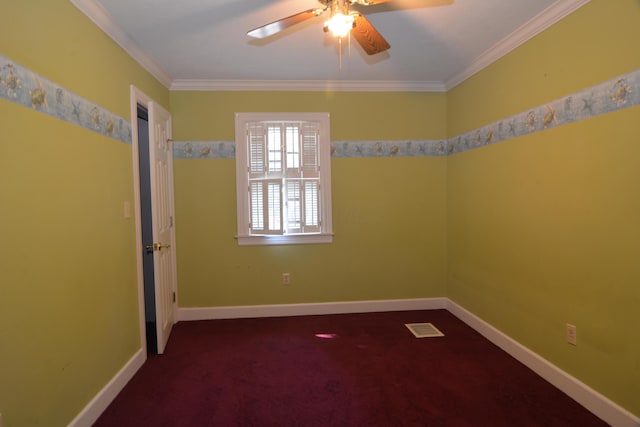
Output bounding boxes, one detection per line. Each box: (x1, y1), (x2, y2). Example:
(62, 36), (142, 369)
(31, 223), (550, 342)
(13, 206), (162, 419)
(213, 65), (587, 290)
(315, 333), (337, 339)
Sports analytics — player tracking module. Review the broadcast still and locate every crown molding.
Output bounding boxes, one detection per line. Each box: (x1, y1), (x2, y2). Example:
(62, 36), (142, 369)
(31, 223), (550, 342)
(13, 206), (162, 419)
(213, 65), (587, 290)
(170, 79), (446, 92)
(71, 0), (589, 93)
(445, 0), (591, 90)
(70, 0), (173, 88)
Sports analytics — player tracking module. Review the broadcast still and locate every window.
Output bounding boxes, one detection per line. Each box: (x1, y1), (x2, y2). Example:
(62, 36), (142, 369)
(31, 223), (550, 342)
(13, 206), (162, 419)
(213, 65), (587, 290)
(235, 113), (333, 245)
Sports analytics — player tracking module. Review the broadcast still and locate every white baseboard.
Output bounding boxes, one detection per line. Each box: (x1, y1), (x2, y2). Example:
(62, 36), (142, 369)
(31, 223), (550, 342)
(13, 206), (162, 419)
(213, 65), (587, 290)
(178, 297), (448, 321)
(68, 349), (146, 427)
(446, 300), (640, 427)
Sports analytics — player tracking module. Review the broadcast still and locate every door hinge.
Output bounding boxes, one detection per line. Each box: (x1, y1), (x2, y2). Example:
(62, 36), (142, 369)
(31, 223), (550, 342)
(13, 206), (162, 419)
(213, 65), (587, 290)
(172, 291), (176, 303)
(170, 215), (174, 227)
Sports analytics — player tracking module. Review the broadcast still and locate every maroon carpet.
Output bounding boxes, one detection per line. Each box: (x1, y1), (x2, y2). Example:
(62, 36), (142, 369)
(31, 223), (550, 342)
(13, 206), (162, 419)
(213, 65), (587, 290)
(94, 310), (607, 426)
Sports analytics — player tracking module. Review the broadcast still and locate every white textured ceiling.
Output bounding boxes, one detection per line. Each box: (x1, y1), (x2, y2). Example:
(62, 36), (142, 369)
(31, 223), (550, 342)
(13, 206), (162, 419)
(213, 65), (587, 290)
(71, 0), (589, 91)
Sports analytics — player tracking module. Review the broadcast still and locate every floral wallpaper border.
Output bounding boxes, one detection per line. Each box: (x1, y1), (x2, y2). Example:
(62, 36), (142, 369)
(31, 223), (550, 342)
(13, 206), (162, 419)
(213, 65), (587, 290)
(172, 139), (450, 159)
(331, 140), (448, 157)
(2, 53), (637, 157)
(0, 54), (131, 144)
(448, 68), (640, 155)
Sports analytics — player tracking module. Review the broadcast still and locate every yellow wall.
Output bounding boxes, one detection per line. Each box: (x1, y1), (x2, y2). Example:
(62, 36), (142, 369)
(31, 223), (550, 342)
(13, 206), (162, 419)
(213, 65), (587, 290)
(446, 0), (640, 415)
(171, 91), (448, 307)
(1, 0), (639, 424)
(0, 1), (168, 425)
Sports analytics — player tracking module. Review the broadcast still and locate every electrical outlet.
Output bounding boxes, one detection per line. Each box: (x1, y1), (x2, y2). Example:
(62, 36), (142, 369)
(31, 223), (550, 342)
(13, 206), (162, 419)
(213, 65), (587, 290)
(566, 323), (577, 346)
(282, 273), (291, 285)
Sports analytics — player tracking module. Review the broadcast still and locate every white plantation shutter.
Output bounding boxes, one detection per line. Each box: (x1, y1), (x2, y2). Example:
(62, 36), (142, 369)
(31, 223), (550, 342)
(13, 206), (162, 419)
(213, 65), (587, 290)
(248, 123), (267, 176)
(266, 180), (282, 232)
(285, 179), (320, 233)
(301, 123), (319, 178)
(285, 124), (300, 171)
(250, 181), (264, 231)
(236, 113), (332, 245)
(299, 123), (321, 233)
(286, 180), (302, 233)
(247, 121), (319, 236)
(267, 125), (283, 174)
(249, 180), (283, 234)
(304, 180), (319, 230)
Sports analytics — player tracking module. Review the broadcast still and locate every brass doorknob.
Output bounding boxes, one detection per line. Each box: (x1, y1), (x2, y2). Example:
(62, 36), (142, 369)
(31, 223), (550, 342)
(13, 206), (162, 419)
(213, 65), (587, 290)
(145, 243), (171, 251)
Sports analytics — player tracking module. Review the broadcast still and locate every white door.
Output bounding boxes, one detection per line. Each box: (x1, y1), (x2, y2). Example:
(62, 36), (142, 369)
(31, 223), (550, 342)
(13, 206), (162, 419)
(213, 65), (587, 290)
(148, 101), (177, 354)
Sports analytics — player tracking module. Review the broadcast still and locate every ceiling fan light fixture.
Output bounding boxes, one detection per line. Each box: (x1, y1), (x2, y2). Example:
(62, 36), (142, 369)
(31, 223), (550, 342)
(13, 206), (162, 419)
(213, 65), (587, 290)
(248, 0), (394, 57)
(324, 13), (355, 38)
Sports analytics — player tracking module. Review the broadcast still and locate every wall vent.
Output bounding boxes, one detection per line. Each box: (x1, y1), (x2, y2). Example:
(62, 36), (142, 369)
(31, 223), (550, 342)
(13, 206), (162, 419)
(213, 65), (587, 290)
(405, 323), (444, 338)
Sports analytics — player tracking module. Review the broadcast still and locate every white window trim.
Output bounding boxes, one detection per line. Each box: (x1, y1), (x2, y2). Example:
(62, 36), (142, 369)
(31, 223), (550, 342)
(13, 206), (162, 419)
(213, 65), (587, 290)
(235, 112), (333, 246)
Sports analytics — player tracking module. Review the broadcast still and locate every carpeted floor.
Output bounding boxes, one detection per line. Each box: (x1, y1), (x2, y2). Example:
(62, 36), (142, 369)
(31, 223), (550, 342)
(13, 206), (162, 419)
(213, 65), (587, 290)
(94, 309), (608, 426)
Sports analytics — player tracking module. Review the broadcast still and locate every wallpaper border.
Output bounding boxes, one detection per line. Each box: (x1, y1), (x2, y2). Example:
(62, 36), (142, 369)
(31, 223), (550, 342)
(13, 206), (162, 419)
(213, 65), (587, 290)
(1, 54), (637, 156)
(0, 54), (132, 144)
(448, 68), (640, 155)
(172, 139), (450, 159)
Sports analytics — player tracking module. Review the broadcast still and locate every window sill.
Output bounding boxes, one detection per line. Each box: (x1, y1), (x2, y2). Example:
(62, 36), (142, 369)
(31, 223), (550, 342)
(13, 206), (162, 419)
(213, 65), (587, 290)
(236, 233), (333, 246)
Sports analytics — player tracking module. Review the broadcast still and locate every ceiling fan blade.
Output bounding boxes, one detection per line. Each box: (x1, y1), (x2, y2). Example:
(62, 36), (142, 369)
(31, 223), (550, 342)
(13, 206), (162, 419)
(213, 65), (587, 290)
(352, 0), (453, 5)
(247, 8), (325, 39)
(354, 0), (393, 4)
(350, 14), (390, 55)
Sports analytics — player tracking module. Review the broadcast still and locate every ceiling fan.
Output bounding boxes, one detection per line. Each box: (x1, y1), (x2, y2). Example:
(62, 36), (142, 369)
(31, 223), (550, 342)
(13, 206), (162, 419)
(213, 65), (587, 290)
(247, 0), (396, 55)
(248, 0), (452, 57)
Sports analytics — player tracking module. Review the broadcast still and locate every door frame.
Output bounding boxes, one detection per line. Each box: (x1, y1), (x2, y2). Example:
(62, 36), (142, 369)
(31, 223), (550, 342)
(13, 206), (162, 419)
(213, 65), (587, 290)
(130, 85), (178, 355)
